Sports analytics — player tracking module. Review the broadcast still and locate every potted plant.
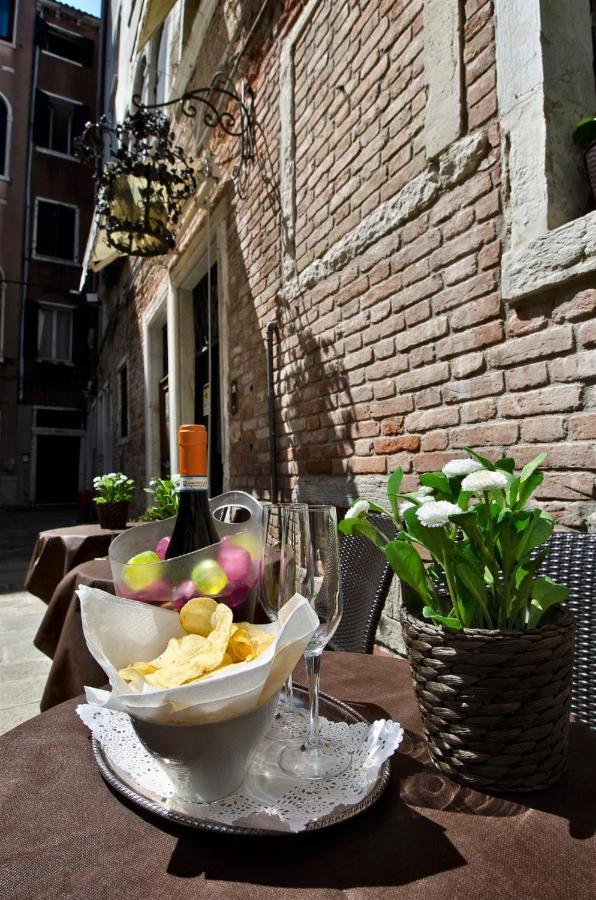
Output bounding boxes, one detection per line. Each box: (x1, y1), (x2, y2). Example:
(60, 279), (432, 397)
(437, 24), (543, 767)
(339, 449), (574, 792)
(93, 472), (135, 529)
(138, 475), (179, 521)
(573, 116), (596, 201)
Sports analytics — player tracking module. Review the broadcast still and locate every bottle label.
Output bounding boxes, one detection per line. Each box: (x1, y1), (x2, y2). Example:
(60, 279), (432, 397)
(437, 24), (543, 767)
(177, 475), (209, 491)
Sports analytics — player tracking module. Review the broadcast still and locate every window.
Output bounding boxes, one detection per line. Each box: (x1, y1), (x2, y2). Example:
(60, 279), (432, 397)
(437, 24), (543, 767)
(118, 361), (129, 439)
(34, 91), (88, 157)
(44, 23), (94, 67)
(34, 199), (78, 262)
(37, 304), (73, 363)
(155, 23), (170, 104)
(0, 94), (11, 177)
(0, 0), (16, 43)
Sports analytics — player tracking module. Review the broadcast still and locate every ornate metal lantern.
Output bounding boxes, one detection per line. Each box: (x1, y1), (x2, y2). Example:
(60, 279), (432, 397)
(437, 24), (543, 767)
(76, 74), (255, 259)
(76, 107), (197, 256)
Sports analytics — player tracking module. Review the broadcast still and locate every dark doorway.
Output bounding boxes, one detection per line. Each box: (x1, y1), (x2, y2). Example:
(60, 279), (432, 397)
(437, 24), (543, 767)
(159, 322), (170, 478)
(35, 434), (80, 503)
(193, 263), (223, 496)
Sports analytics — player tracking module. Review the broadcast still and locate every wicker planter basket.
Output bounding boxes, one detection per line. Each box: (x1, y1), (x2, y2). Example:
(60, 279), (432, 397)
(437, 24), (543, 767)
(400, 607), (575, 792)
(96, 501), (129, 530)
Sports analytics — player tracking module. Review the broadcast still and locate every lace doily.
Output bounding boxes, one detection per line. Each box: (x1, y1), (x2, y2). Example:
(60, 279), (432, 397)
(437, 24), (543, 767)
(77, 704), (403, 833)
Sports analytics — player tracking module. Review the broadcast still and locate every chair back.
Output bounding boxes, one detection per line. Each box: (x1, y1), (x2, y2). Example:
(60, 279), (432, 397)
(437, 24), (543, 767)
(330, 513), (396, 654)
(537, 531), (596, 730)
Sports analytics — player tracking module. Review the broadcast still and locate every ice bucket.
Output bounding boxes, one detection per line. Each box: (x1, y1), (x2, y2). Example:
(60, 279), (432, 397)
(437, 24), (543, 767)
(130, 692), (280, 801)
(109, 491), (263, 620)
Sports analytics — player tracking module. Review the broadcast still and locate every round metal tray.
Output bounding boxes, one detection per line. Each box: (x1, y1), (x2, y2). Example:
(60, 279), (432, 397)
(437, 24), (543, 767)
(92, 684), (392, 835)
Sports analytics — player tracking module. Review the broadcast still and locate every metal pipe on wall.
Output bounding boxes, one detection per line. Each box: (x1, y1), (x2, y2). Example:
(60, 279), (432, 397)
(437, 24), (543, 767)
(266, 320), (278, 502)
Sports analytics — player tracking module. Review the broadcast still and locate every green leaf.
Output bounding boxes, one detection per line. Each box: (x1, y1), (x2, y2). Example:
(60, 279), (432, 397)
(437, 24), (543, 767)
(520, 451), (547, 483)
(387, 468), (404, 520)
(402, 506), (446, 562)
(529, 577), (569, 627)
(516, 471), (543, 509)
(385, 539), (431, 602)
(419, 472), (451, 497)
(463, 447), (496, 471)
(422, 607), (462, 629)
(515, 510), (553, 559)
(496, 457), (515, 474)
(338, 517), (386, 551)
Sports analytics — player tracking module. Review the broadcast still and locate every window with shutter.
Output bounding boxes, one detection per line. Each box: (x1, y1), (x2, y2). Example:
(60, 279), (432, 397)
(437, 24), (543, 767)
(36, 304), (73, 363)
(0, 0), (16, 43)
(45, 24), (86, 64)
(34, 199), (79, 262)
(0, 96), (7, 176)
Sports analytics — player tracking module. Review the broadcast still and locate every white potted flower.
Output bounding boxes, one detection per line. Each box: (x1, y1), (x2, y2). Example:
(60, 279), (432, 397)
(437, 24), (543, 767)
(340, 449), (574, 792)
(93, 472), (135, 530)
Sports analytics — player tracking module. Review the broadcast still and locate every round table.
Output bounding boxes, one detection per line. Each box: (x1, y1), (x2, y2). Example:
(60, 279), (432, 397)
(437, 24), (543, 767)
(25, 524), (125, 604)
(0, 653), (594, 899)
(34, 558), (115, 711)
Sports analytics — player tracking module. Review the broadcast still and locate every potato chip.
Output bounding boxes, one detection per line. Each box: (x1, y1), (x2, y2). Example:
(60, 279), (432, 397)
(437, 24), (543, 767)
(237, 622), (275, 657)
(179, 596), (218, 637)
(117, 601), (276, 690)
(145, 604), (233, 688)
(227, 626), (256, 663)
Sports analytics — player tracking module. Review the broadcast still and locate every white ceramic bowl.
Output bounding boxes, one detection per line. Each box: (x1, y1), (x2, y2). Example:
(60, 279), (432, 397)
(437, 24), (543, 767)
(130, 693), (280, 802)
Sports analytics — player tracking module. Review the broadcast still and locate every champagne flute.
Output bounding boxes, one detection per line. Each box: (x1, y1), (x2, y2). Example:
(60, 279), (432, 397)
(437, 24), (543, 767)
(279, 505), (351, 779)
(258, 502), (310, 740)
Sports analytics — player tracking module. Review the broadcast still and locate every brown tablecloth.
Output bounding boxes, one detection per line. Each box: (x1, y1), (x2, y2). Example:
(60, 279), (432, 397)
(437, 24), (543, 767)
(34, 558), (115, 711)
(1, 653), (594, 900)
(24, 523), (124, 603)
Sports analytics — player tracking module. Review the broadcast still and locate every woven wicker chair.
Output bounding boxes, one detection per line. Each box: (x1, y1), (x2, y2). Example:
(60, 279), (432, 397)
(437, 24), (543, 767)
(536, 531), (596, 731)
(329, 513), (396, 654)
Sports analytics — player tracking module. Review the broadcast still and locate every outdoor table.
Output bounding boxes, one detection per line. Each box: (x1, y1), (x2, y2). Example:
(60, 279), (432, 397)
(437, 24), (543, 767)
(1, 652), (594, 900)
(24, 523), (125, 604)
(34, 558), (115, 711)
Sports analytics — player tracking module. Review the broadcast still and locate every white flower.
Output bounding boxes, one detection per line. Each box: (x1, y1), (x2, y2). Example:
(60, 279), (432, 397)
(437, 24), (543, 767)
(417, 485), (434, 496)
(442, 458), (483, 478)
(461, 469), (508, 492)
(416, 500), (462, 528)
(399, 493), (433, 518)
(345, 499), (370, 519)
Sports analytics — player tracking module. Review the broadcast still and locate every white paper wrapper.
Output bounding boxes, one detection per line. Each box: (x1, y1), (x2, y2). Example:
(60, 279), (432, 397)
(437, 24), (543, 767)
(79, 586), (319, 724)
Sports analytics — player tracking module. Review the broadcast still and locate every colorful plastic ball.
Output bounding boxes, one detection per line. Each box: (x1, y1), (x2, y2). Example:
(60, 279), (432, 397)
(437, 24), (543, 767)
(229, 532), (259, 560)
(191, 558), (228, 596)
(122, 551), (164, 591)
(225, 585), (250, 609)
(155, 537), (170, 560)
(218, 544), (251, 582)
(135, 579), (172, 605)
(172, 579), (198, 609)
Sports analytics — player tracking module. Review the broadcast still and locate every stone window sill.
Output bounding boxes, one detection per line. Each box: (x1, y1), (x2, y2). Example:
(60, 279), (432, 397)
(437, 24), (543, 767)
(502, 210), (596, 304)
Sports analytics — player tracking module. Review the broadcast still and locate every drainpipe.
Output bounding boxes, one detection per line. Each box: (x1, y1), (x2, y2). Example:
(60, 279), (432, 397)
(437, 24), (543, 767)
(266, 320), (278, 501)
(18, 41), (40, 401)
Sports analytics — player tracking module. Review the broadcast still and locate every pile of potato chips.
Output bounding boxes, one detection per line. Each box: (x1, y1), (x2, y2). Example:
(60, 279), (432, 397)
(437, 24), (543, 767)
(118, 597), (275, 690)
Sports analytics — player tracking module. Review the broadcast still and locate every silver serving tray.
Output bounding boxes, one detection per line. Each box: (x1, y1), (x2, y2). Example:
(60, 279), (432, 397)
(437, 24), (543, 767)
(91, 684), (391, 835)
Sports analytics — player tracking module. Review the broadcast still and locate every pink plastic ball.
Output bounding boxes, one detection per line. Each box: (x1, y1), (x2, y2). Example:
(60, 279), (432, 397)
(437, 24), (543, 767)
(135, 579), (172, 605)
(218, 544), (251, 582)
(172, 579), (198, 608)
(155, 537), (170, 560)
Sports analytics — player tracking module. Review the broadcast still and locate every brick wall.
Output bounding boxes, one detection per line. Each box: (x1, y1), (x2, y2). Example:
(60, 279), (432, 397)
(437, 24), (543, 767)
(98, 0), (596, 538)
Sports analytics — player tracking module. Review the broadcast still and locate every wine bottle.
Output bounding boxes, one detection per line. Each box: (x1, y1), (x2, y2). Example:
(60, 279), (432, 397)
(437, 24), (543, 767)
(165, 424), (220, 558)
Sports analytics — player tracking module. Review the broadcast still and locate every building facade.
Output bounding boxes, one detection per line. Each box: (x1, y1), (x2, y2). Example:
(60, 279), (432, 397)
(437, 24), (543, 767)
(0, 0), (100, 507)
(88, 0), (596, 647)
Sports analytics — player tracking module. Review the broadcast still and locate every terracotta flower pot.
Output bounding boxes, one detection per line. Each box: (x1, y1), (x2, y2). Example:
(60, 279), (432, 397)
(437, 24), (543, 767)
(96, 501), (129, 530)
(400, 607), (575, 792)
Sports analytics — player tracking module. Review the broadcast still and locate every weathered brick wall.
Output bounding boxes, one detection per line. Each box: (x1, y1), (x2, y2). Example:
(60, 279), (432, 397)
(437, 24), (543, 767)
(98, 0), (595, 565)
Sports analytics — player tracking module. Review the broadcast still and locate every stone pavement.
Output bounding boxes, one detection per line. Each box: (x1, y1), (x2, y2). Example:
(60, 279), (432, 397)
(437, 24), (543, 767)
(0, 507), (77, 735)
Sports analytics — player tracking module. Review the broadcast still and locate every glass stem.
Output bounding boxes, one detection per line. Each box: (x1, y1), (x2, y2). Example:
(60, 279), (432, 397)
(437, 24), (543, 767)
(280, 674), (293, 711)
(304, 652), (322, 750)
